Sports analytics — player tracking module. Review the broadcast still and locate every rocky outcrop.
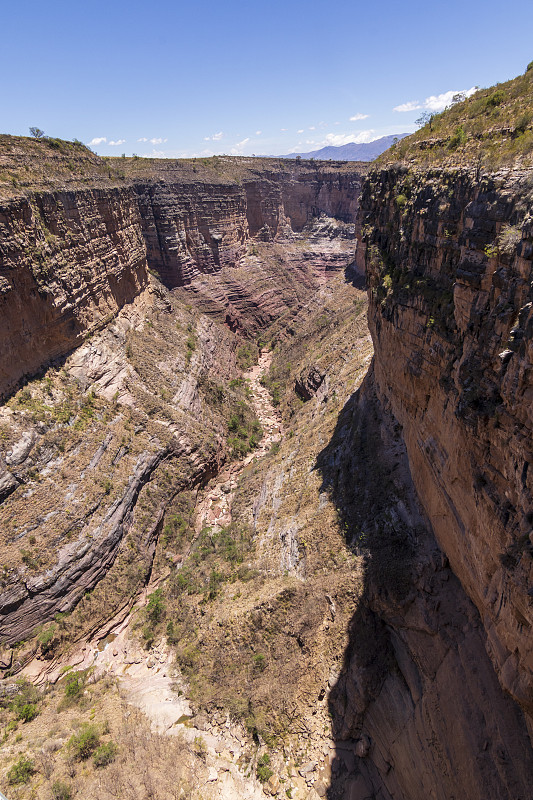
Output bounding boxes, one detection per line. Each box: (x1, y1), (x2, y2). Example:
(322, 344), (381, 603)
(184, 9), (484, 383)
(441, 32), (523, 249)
(295, 365), (326, 400)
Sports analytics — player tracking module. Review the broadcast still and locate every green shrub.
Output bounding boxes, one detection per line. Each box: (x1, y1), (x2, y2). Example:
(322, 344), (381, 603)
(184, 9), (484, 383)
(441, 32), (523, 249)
(147, 588), (165, 624)
(51, 780), (73, 800)
(38, 624), (57, 655)
(515, 111), (532, 134)
(18, 703), (39, 723)
(253, 653), (266, 672)
(9, 680), (40, 721)
(68, 723), (100, 760)
(63, 670), (86, 701)
(236, 342), (259, 370)
(256, 753), (273, 783)
(7, 755), (35, 785)
(395, 194), (408, 208)
(93, 741), (118, 767)
(486, 90), (505, 107)
(448, 125), (467, 149)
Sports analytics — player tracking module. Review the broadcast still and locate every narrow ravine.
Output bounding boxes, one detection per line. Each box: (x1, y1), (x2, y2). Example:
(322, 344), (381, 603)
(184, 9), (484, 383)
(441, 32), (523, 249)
(194, 348), (283, 533)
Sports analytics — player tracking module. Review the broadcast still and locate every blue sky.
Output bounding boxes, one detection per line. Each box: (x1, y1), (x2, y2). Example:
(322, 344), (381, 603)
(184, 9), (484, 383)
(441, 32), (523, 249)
(2, 0), (532, 157)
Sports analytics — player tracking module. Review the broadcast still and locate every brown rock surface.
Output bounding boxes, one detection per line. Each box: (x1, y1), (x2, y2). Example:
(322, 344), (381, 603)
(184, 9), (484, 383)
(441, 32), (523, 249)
(361, 165), (533, 725)
(338, 163), (533, 797)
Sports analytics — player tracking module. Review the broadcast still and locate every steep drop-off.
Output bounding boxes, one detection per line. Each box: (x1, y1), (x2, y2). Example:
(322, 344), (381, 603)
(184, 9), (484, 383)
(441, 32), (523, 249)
(361, 164), (533, 727)
(0, 142), (366, 398)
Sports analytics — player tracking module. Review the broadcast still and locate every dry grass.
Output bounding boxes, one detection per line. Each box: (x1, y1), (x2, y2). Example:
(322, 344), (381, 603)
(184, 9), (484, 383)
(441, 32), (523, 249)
(0, 133), (368, 200)
(0, 672), (208, 800)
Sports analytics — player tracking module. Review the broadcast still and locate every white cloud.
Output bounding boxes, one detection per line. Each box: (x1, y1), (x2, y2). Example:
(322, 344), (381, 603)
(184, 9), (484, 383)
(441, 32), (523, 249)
(137, 137), (149, 142)
(321, 130), (376, 147)
(149, 137), (167, 144)
(231, 137), (250, 154)
(255, 130), (262, 136)
(349, 113), (369, 121)
(297, 129), (304, 134)
(108, 139), (126, 146)
(394, 86), (477, 113)
(204, 131), (224, 141)
(88, 136), (106, 145)
(309, 126), (316, 130)
(281, 128), (287, 132)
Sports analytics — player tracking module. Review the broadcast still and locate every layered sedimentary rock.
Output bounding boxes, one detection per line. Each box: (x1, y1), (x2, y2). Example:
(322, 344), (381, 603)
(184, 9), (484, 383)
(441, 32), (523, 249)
(0, 187), (149, 399)
(321, 368), (533, 800)
(0, 151), (365, 398)
(352, 164), (533, 784)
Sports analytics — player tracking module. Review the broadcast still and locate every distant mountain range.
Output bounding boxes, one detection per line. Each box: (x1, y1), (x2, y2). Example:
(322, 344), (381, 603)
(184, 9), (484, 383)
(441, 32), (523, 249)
(277, 134), (410, 162)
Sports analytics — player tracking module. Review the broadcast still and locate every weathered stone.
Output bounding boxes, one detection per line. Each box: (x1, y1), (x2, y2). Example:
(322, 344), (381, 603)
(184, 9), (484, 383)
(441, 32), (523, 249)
(295, 366), (326, 401)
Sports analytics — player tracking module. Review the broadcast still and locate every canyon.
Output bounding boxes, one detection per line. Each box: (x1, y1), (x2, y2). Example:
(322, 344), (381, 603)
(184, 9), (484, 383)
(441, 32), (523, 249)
(0, 113), (532, 800)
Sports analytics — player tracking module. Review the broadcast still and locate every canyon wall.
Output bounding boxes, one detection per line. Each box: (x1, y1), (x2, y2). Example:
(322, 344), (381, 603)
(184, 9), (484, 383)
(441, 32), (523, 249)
(134, 167), (363, 288)
(359, 164), (533, 739)
(0, 159), (365, 398)
(0, 187), (149, 400)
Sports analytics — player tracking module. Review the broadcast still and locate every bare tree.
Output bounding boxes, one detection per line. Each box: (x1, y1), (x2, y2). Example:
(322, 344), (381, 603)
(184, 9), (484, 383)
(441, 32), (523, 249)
(29, 127), (45, 138)
(415, 112), (434, 131)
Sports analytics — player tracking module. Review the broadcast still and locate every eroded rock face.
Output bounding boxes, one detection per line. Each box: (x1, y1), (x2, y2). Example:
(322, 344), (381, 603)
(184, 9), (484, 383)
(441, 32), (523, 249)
(321, 369), (533, 800)
(358, 165), (533, 759)
(0, 161), (366, 399)
(0, 187), (149, 399)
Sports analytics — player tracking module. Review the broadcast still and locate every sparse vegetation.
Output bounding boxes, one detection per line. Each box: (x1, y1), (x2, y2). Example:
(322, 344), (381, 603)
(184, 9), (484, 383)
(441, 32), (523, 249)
(7, 754), (35, 785)
(68, 723), (100, 760)
(256, 753), (274, 783)
(379, 65), (533, 166)
(51, 780), (73, 800)
(93, 740), (118, 767)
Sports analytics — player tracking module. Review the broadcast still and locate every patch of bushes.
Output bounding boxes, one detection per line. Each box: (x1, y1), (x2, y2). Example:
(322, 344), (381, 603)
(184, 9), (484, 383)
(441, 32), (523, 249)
(68, 723), (100, 760)
(51, 780), (73, 800)
(448, 125), (467, 149)
(256, 753), (274, 783)
(7, 755), (35, 785)
(147, 588), (166, 624)
(62, 669), (88, 703)
(227, 401), (262, 457)
(8, 679), (40, 722)
(486, 90), (505, 108)
(236, 342), (259, 370)
(93, 741), (118, 767)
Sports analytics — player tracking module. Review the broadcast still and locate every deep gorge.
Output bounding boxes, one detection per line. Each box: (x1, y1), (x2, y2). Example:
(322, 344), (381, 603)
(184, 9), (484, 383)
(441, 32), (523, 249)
(0, 136), (532, 800)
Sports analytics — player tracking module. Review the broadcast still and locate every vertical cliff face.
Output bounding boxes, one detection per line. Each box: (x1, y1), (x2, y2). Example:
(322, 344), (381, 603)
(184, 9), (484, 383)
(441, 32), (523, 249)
(0, 187), (149, 399)
(134, 167), (364, 289)
(360, 164), (533, 731)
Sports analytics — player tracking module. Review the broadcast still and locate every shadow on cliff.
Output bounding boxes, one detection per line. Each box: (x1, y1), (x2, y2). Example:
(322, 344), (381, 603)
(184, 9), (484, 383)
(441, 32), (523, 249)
(314, 365), (533, 800)
(314, 364), (418, 799)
